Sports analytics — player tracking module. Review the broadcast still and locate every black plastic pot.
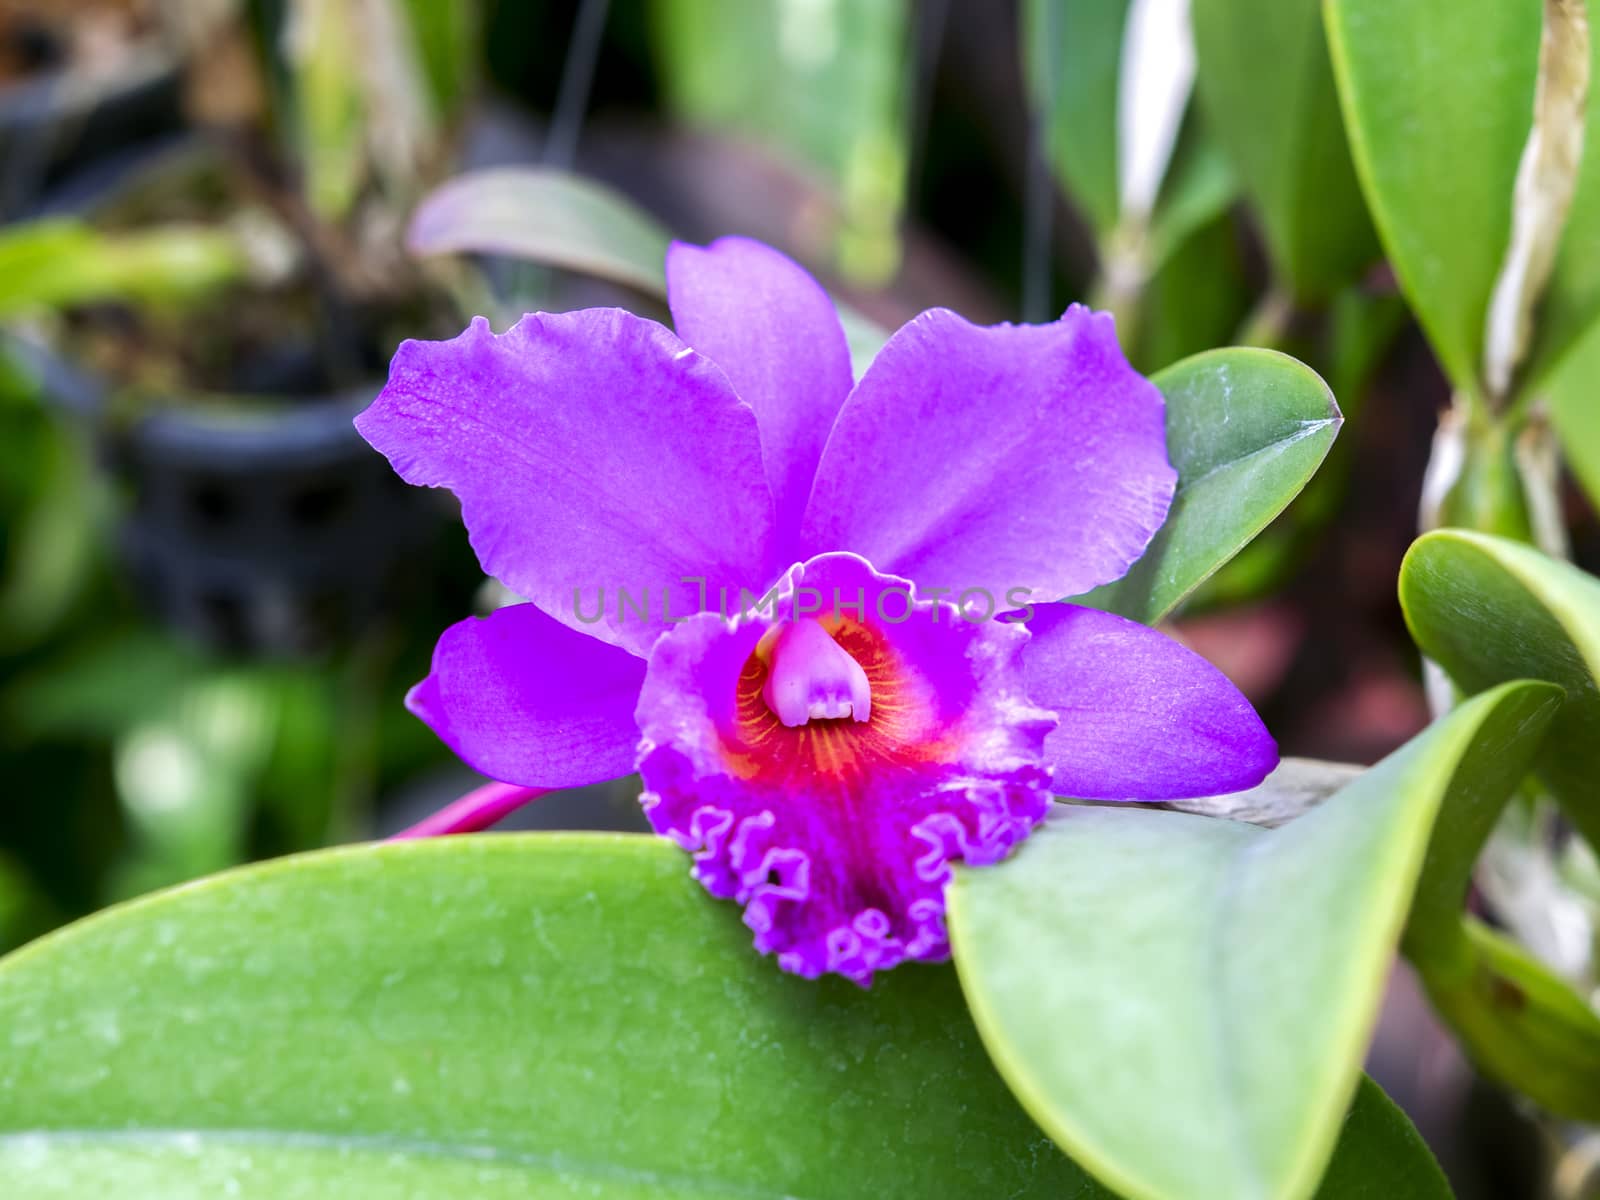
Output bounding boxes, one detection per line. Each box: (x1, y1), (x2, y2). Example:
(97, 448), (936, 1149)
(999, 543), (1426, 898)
(116, 394), (431, 656)
(0, 49), (183, 219)
(14, 336), (433, 657)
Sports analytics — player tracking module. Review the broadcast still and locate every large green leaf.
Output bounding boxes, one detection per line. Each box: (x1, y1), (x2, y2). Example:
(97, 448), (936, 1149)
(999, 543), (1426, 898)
(1400, 529), (1600, 850)
(1191, 0), (1376, 300)
(948, 683), (1553, 1200)
(0, 835), (1105, 1199)
(1079, 347), (1341, 623)
(1325, 0), (1541, 395)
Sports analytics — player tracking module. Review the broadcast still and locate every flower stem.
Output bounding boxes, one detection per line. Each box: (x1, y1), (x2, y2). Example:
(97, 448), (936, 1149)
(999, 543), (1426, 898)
(389, 781), (551, 840)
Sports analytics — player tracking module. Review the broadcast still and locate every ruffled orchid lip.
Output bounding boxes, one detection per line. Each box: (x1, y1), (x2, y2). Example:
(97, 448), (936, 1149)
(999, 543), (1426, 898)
(633, 553), (1057, 986)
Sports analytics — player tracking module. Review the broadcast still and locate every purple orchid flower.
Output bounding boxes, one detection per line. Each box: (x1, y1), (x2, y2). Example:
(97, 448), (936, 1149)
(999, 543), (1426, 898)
(356, 236), (1276, 985)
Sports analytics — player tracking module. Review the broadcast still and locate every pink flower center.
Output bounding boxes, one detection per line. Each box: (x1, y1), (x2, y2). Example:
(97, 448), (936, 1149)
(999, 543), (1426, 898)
(758, 619), (872, 727)
(721, 613), (948, 791)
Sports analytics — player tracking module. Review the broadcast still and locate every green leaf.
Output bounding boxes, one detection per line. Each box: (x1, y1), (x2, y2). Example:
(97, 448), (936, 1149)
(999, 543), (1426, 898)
(1311, 1082), (1457, 1199)
(1079, 347), (1341, 623)
(1415, 916), (1600, 1122)
(1403, 691), (1560, 954)
(1024, 0), (1237, 286)
(405, 167), (892, 373)
(397, 0), (478, 118)
(1134, 207), (1253, 372)
(408, 167), (674, 297)
(1397, 531), (1600, 1117)
(1325, 0), (1541, 395)
(290, 0), (368, 220)
(947, 683), (1550, 1200)
(0, 835), (1103, 1199)
(1023, 0), (1127, 240)
(1191, 0), (1376, 300)
(1399, 529), (1600, 850)
(1432, 421), (1536, 543)
(1545, 311), (1600, 508)
(1144, 134), (1239, 272)
(0, 402), (96, 649)
(0, 220), (244, 315)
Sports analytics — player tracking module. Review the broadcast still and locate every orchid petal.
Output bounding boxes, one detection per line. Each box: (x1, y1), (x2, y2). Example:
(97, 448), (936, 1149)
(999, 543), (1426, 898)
(802, 306), (1176, 605)
(1022, 602), (1277, 799)
(407, 602), (646, 789)
(667, 238), (854, 554)
(357, 311), (778, 655)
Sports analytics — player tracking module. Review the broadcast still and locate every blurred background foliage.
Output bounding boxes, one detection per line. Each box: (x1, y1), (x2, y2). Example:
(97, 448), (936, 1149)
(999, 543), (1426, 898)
(1, 2), (1598, 1192)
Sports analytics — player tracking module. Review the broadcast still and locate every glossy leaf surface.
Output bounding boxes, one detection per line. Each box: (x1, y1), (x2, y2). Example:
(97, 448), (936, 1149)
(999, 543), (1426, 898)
(1400, 529), (1600, 849)
(948, 685), (1547, 1200)
(1326, 0), (1540, 393)
(0, 835), (1105, 1198)
(1081, 347), (1341, 623)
